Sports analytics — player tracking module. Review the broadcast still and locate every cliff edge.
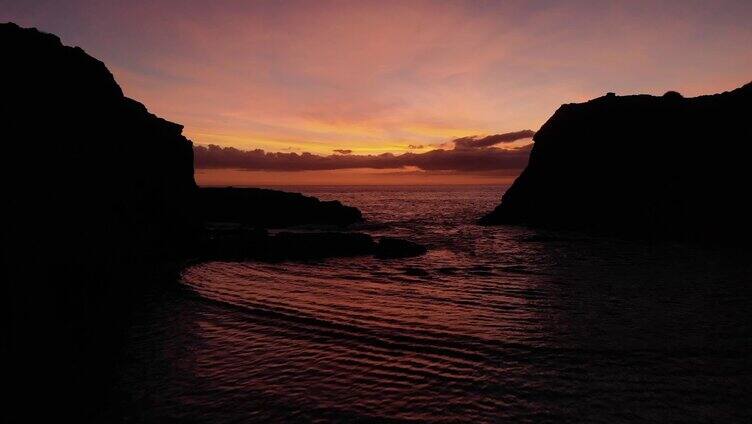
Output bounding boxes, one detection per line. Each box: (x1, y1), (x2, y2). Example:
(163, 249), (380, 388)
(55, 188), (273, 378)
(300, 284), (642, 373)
(3, 22), (198, 420)
(479, 82), (752, 244)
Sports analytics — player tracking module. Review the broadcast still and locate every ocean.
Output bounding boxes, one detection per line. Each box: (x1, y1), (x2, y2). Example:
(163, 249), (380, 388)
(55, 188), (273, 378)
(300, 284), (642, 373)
(111, 185), (752, 423)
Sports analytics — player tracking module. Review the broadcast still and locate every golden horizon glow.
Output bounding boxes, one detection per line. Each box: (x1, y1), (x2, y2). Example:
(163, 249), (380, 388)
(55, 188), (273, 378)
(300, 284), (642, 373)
(195, 168), (519, 186)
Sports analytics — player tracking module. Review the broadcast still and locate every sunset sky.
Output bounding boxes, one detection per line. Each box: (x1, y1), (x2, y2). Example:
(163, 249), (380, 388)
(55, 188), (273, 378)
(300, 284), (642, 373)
(3, 0), (751, 184)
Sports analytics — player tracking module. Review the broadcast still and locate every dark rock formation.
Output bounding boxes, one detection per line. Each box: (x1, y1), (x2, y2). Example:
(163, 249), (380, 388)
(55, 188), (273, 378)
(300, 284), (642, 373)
(479, 82), (752, 244)
(201, 227), (426, 261)
(268, 231), (377, 260)
(1, 22), (424, 421)
(375, 237), (429, 259)
(3, 22), (198, 421)
(198, 186), (362, 228)
(202, 225), (271, 260)
(202, 227), (375, 261)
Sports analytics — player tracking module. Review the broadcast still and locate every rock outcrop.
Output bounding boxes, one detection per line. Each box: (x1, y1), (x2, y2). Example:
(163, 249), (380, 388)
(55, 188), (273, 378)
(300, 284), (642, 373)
(196, 188), (427, 261)
(375, 237), (428, 259)
(3, 22), (198, 421)
(203, 227), (426, 261)
(480, 82), (752, 244)
(198, 186), (362, 228)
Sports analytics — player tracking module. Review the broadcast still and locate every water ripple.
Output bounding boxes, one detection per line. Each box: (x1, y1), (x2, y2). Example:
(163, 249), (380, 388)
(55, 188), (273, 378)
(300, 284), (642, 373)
(112, 185), (752, 423)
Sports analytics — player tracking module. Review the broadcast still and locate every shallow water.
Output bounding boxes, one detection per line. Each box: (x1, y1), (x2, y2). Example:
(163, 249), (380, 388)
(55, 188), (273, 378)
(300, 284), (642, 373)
(114, 185), (752, 423)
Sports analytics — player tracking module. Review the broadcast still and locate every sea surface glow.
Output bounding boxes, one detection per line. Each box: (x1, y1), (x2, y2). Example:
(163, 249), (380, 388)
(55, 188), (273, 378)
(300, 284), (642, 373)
(112, 185), (752, 423)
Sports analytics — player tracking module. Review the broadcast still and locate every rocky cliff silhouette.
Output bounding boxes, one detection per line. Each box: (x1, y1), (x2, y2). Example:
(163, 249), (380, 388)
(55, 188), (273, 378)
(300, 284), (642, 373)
(3, 22), (198, 421)
(480, 82), (752, 244)
(2, 23), (422, 421)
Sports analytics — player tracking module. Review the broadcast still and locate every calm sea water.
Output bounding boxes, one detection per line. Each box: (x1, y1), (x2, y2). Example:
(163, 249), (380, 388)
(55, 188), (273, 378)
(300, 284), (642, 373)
(112, 185), (752, 423)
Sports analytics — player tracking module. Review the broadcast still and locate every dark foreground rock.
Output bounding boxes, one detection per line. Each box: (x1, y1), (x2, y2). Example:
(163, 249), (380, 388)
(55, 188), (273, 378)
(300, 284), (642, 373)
(196, 187), (429, 260)
(375, 237), (429, 259)
(480, 82), (752, 244)
(1, 22), (422, 421)
(271, 231), (377, 259)
(4, 22), (198, 421)
(202, 227), (426, 261)
(198, 186), (362, 227)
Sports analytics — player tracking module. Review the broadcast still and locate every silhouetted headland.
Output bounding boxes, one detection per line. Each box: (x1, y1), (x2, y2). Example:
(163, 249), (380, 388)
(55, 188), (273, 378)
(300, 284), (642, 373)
(480, 82), (752, 244)
(2, 22), (422, 422)
(3, 21), (200, 421)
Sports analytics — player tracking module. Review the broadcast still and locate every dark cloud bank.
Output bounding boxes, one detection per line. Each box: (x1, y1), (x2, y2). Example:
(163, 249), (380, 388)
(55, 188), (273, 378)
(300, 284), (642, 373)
(194, 130), (535, 174)
(453, 130), (535, 149)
